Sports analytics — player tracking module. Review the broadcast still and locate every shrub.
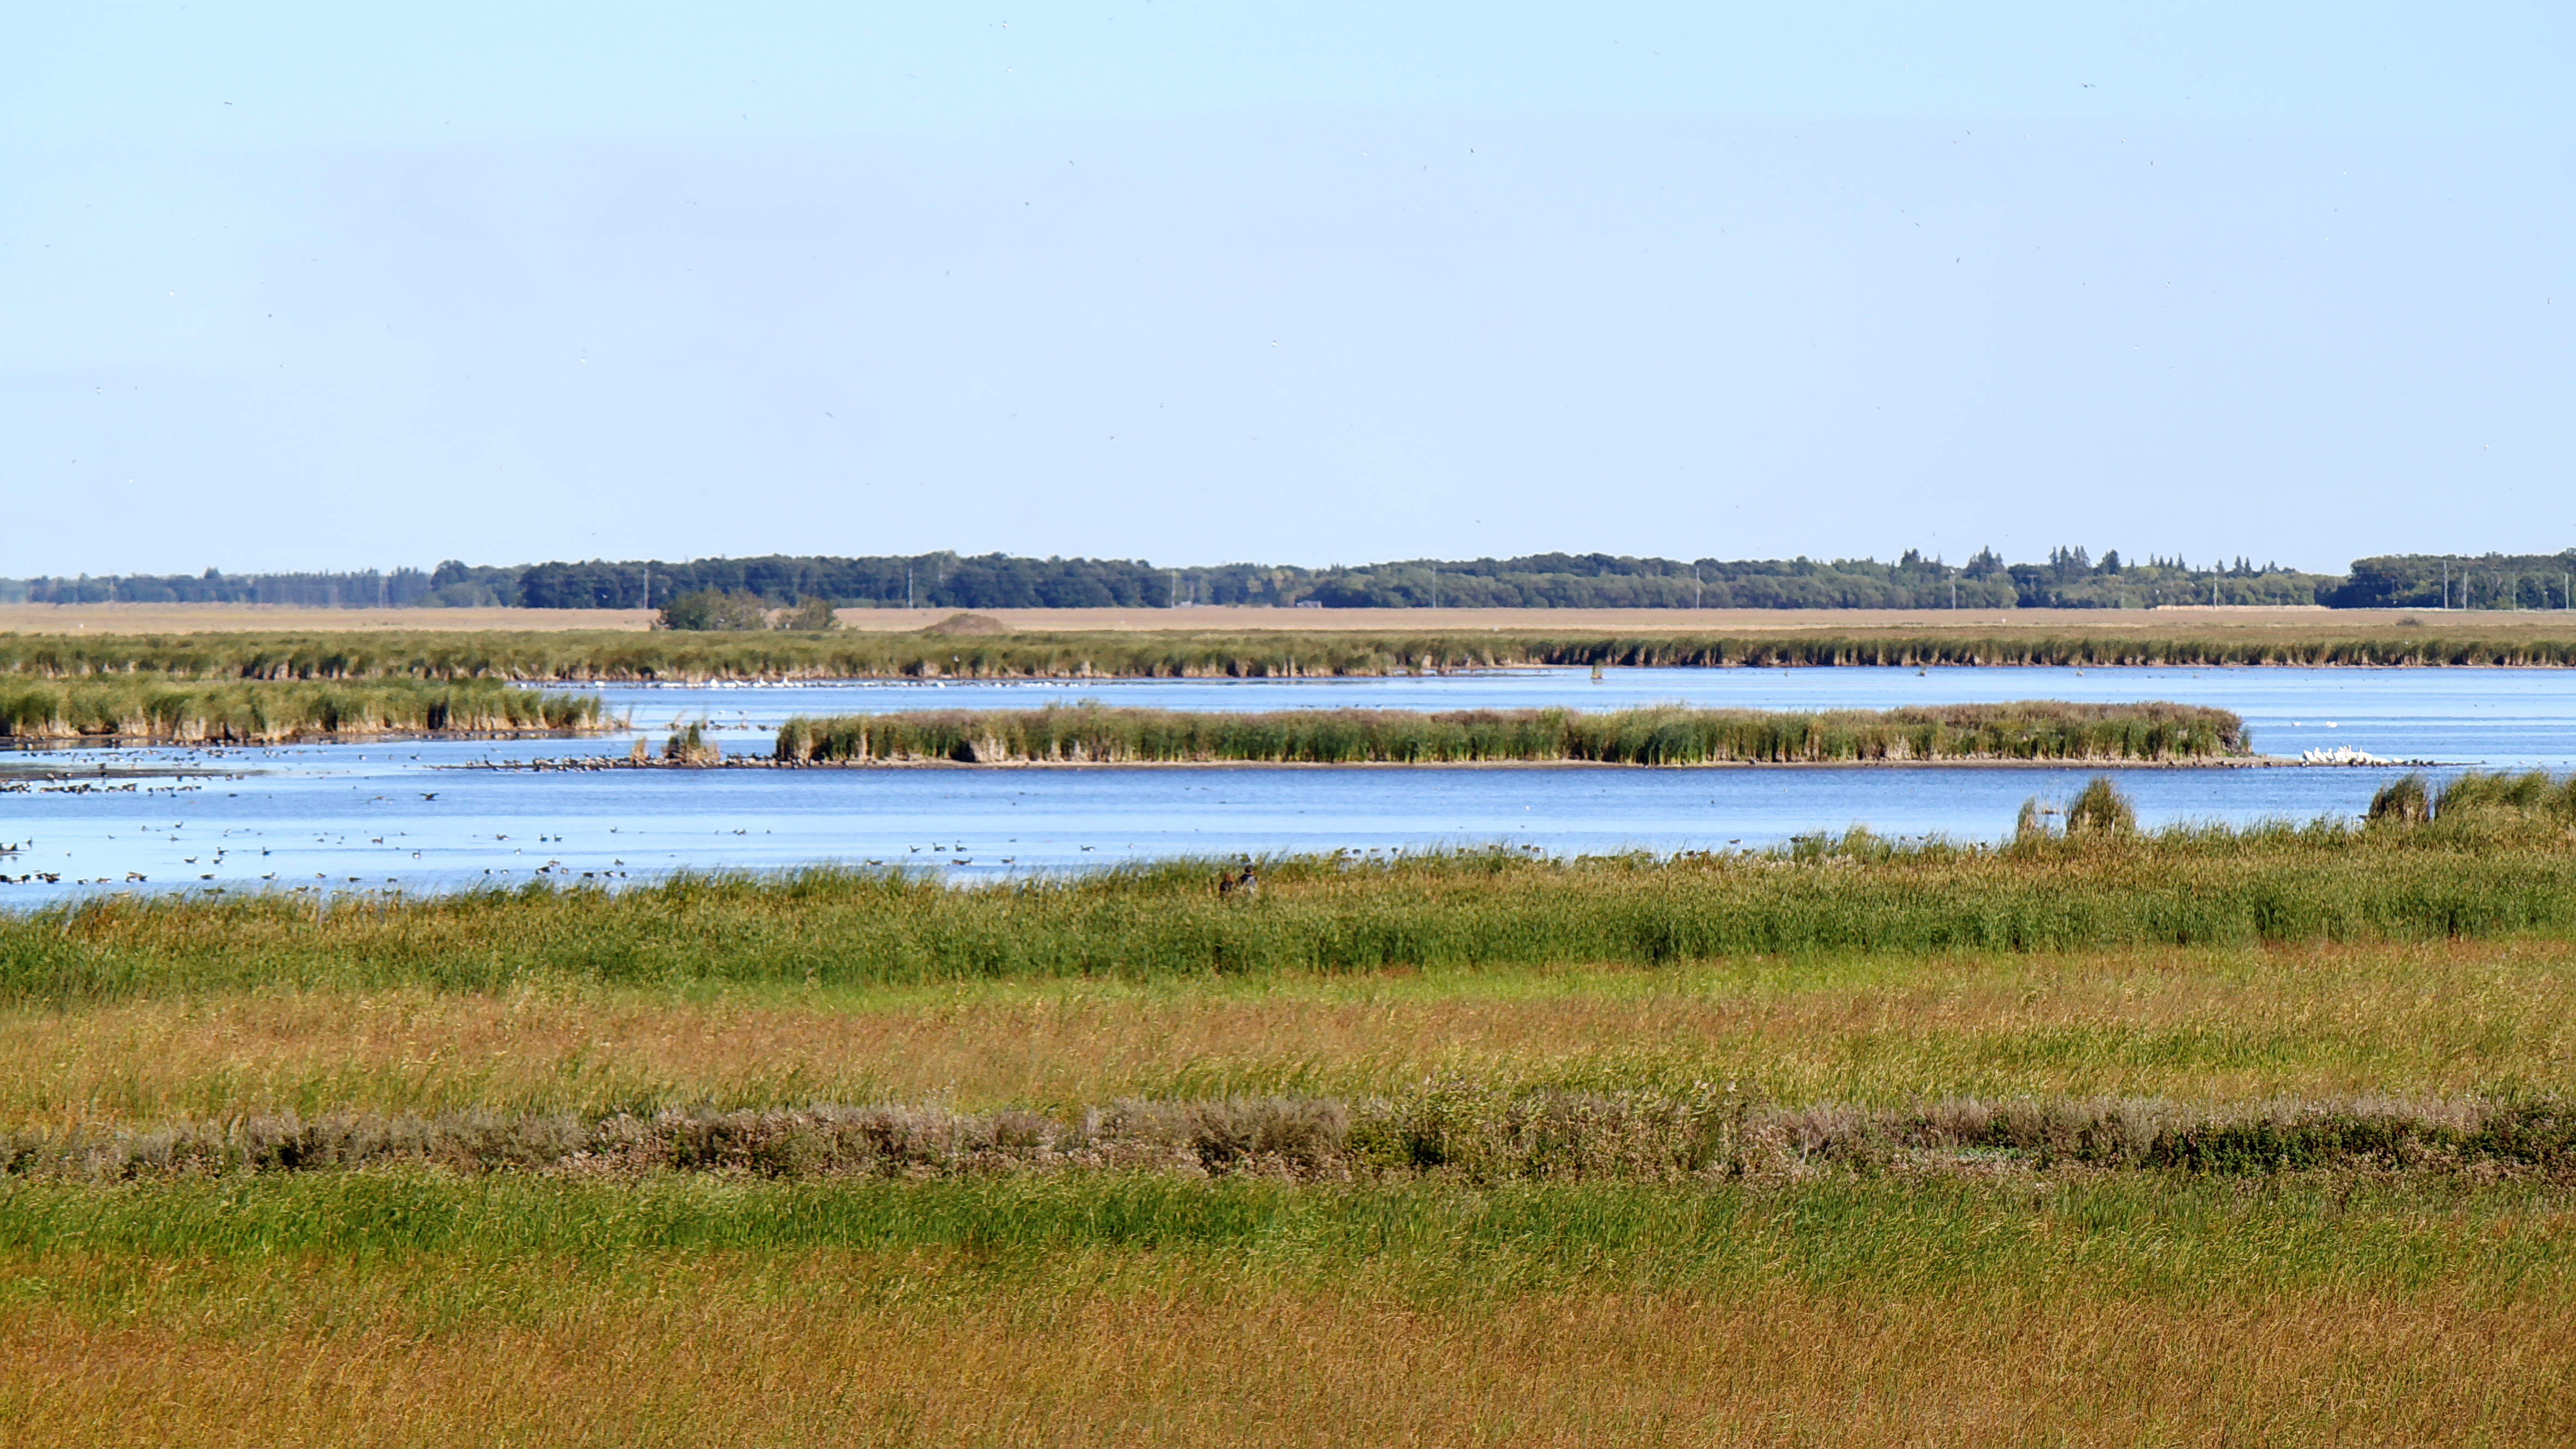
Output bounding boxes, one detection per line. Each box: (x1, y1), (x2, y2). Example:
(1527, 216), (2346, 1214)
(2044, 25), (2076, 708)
(2368, 773), (2433, 825)
(656, 590), (771, 632)
(775, 597), (841, 632)
(2065, 777), (2139, 837)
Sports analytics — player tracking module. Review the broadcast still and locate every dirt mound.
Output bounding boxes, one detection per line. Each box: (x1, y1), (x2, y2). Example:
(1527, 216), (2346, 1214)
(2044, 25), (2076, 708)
(921, 612), (1011, 636)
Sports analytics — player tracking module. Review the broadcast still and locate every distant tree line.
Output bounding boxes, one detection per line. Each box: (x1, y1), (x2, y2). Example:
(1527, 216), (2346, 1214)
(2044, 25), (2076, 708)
(0, 568), (438, 608)
(2328, 552), (2576, 610)
(8, 548), (2572, 611)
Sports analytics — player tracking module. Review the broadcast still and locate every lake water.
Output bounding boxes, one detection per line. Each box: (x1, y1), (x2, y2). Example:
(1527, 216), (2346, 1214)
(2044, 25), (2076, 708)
(4, 666), (2571, 906)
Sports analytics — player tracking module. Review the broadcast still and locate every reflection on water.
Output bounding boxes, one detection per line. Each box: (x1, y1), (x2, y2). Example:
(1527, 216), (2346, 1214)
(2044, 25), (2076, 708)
(4, 667), (2571, 907)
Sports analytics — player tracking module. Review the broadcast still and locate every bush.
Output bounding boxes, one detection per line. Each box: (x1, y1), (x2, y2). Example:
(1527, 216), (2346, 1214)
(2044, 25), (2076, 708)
(2013, 777), (2138, 843)
(775, 597), (841, 632)
(656, 590), (770, 632)
(2369, 773), (2433, 825)
(2065, 777), (2139, 837)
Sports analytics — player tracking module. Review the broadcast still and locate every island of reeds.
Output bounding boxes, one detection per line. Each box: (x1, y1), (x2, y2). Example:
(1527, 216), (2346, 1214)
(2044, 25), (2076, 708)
(0, 678), (604, 744)
(8, 620), (2576, 684)
(769, 700), (2248, 765)
(7, 772), (2576, 1444)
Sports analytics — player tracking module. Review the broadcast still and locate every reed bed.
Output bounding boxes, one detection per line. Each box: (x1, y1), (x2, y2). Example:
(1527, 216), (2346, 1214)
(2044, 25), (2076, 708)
(7, 624), (2576, 682)
(0, 678), (603, 742)
(8, 1092), (2569, 1183)
(10, 794), (2576, 1001)
(772, 701), (2246, 764)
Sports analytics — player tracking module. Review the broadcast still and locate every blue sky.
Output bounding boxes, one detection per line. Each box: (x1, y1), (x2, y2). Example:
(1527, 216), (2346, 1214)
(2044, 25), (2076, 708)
(5, 3), (2569, 576)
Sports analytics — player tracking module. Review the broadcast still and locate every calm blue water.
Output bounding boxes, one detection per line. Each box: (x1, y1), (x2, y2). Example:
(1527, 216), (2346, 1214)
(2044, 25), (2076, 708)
(4, 667), (2571, 906)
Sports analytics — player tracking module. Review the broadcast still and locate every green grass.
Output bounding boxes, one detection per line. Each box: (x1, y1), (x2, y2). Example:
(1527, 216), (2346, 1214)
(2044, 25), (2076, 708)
(7, 1171), (2568, 1446)
(0, 1172), (2563, 1301)
(7, 624), (2576, 682)
(0, 677), (604, 742)
(772, 701), (2247, 764)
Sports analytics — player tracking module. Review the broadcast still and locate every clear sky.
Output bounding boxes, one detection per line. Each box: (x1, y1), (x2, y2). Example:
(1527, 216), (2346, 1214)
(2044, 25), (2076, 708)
(5, 2), (2569, 576)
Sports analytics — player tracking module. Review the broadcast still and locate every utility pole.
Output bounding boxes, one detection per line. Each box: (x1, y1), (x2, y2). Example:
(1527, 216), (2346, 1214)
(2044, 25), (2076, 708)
(1694, 564), (1703, 610)
(2442, 560), (2449, 610)
(642, 564), (651, 610)
(906, 565), (914, 610)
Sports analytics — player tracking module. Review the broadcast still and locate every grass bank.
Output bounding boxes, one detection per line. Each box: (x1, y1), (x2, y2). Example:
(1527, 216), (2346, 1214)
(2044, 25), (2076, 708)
(7, 624), (2576, 681)
(0, 678), (605, 743)
(772, 701), (2247, 764)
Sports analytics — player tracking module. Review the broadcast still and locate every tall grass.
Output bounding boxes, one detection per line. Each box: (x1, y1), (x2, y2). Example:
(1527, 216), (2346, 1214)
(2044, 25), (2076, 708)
(773, 701), (2246, 764)
(0, 1171), (2565, 1297)
(0, 678), (603, 742)
(9, 1177), (2571, 1448)
(11, 802), (2576, 1001)
(7, 624), (2576, 682)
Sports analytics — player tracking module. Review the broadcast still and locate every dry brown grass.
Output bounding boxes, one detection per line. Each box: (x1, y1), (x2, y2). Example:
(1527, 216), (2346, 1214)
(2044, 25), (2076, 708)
(8, 939), (2570, 1125)
(7, 1264), (2572, 1446)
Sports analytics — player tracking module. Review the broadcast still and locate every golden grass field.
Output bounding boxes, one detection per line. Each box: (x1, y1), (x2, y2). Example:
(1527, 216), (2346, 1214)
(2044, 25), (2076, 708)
(14, 1264), (2573, 1446)
(7, 919), (2576, 1442)
(6, 940), (2568, 1126)
(9, 599), (2575, 639)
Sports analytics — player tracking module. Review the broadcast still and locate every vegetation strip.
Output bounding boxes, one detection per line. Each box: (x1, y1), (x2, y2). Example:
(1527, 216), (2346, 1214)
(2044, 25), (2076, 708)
(7, 1177), (2566, 1446)
(5, 772), (2573, 999)
(9, 626), (2576, 683)
(771, 701), (2247, 765)
(13, 1094), (2571, 1183)
(0, 678), (605, 742)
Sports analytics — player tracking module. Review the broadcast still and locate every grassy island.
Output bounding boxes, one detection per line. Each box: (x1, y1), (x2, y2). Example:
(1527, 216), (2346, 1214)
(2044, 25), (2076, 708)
(0, 678), (605, 743)
(771, 701), (2249, 765)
